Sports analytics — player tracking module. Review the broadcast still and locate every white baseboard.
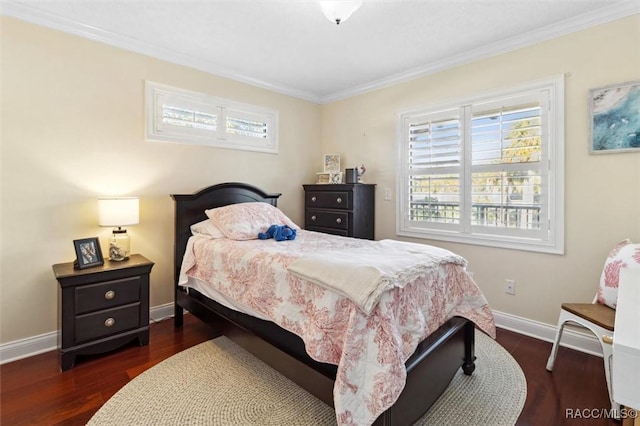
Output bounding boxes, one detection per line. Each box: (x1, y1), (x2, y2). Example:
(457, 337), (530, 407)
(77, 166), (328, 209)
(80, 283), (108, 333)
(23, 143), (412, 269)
(148, 302), (176, 323)
(493, 309), (604, 357)
(0, 302), (175, 365)
(0, 305), (603, 365)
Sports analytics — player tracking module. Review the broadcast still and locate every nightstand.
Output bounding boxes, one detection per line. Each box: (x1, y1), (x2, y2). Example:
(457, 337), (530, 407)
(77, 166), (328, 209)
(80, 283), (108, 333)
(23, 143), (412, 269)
(303, 183), (375, 240)
(52, 254), (154, 371)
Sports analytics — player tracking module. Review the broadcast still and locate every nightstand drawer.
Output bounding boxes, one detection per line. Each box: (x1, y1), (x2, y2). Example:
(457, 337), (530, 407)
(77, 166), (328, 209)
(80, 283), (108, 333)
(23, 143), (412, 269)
(305, 191), (352, 210)
(75, 303), (140, 343)
(75, 277), (141, 314)
(306, 210), (349, 230)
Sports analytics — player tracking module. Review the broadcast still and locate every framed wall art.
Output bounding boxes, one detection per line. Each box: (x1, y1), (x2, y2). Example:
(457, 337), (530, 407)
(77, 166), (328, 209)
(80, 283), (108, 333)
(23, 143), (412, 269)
(73, 237), (104, 269)
(589, 80), (640, 154)
(323, 154), (340, 173)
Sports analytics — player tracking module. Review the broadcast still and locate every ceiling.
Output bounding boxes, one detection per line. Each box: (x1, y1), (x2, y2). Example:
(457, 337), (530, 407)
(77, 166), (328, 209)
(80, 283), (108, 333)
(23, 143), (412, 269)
(3, 0), (639, 103)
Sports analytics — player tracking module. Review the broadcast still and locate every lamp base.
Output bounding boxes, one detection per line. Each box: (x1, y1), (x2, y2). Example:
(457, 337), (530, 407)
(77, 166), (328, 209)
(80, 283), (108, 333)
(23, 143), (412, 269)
(109, 228), (130, 261)
(110, 256), (130, 262)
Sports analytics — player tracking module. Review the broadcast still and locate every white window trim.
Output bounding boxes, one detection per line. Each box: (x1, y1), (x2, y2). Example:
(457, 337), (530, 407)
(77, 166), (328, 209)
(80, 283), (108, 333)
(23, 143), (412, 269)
(396, 75), (565, 254)
(145, 81), (279, 154)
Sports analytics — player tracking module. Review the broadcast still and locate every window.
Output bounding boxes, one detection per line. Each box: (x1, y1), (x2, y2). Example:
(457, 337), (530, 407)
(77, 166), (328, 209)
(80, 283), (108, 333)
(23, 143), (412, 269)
(397, 76), (564, 253)
(145, 81), (278, 154)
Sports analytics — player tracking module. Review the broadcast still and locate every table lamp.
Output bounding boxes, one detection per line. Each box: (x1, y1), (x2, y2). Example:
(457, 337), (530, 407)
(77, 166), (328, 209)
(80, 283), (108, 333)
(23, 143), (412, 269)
(98, 197), (139, 261)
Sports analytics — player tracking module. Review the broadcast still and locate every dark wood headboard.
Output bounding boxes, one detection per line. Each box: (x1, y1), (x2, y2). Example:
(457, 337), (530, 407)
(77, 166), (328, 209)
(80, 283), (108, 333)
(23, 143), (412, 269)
(170, 182), (281, 289)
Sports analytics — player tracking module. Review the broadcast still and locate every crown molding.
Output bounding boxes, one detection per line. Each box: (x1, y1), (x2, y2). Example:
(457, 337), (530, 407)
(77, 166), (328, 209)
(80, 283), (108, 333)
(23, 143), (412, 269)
(0, 1), (323, 104)
(2, 1), (638, 105)
(320, 2), (640, 103)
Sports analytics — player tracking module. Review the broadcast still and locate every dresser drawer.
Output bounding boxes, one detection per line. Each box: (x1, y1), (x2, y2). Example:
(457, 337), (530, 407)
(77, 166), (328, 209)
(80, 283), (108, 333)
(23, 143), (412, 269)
(75, 303), (140, 343)
(75, 277), (141, 314)
(306, 191), (352, 210)
(306, 226), (349, 237)
(306, 210), (349, 230)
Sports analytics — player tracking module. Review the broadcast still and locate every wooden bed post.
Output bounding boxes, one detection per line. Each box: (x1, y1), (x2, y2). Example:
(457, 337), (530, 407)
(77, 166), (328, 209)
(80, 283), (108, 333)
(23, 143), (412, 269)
(174, 295), (184, 327)
(462, 320), (476, 375)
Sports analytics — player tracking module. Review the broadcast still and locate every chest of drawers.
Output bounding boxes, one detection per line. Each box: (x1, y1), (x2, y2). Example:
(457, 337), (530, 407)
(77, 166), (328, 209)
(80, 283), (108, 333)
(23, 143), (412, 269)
(303, 183), (375, 240)
(52, 254), (154, 371)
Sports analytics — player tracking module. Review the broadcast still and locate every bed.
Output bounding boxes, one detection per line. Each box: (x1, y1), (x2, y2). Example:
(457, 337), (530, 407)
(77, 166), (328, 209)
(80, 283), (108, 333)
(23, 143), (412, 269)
(172, 182), (495, 426)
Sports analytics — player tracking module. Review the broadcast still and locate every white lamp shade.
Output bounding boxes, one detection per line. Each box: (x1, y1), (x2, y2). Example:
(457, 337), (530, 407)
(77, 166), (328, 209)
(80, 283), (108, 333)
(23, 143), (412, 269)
(98, 197), (139, 227)
(320, 0), (362, 24)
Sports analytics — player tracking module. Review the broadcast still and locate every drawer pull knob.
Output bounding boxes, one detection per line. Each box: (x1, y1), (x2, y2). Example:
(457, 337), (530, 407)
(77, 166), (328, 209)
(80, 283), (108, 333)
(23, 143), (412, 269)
(336, 197), (342, 203)
(336, 218), (342, 224)
(311, 196), (317, 202)
(311, 215), (317, 221)
(104, 318), (115, 327)
(105, 290), (115, 300)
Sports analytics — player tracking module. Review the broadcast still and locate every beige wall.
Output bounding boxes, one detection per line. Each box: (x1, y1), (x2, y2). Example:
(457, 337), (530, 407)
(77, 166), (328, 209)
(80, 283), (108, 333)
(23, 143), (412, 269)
(0, 16), (321, 344)
(320, 15), (640, 325)
(1, 14), (639, 347)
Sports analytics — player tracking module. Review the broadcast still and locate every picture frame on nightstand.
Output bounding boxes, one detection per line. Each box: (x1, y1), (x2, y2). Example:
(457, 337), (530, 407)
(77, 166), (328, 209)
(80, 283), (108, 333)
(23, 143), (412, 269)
(73, 237), (104, 269)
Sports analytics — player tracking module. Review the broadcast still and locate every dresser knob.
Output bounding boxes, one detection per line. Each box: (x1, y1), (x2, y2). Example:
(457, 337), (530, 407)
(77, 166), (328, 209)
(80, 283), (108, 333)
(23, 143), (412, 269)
(311, 196), (317, 202)
(336, 218), (342, 224)
(311, 215), (317, 221)
(105, 290), (115, 300)
(104, 317), (115, 327)
(336, 197), (342, 203)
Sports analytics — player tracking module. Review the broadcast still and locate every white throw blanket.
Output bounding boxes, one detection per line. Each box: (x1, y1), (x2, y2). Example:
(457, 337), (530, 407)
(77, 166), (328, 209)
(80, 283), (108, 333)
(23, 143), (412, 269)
(287, 239), (467, 314)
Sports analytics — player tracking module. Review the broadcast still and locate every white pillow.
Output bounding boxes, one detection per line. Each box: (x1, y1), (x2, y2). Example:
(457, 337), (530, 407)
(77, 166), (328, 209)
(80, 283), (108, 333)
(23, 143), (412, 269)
(596, 239), (640, 309)
(205, 202), (299, 241)
(190, 219), (226, 239)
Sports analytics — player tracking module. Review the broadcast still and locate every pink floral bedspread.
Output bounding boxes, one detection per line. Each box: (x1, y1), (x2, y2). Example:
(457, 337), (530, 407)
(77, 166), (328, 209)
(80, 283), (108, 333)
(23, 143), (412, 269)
(182, 230), (495, 426)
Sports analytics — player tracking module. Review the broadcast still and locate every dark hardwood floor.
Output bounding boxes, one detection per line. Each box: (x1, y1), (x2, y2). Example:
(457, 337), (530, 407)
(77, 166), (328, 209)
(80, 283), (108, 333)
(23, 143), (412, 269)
(1, 315), (619, 425)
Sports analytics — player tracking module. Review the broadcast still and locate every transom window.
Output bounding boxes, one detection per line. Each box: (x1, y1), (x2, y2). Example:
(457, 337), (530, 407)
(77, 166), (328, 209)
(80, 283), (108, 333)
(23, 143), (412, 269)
(145, 81), (278, 154)
(397, 76), (565, 254)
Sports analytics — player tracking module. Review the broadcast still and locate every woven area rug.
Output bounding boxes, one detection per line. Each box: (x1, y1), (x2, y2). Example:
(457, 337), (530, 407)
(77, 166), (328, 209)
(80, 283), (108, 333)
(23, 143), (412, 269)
(88, 331), (526, 426)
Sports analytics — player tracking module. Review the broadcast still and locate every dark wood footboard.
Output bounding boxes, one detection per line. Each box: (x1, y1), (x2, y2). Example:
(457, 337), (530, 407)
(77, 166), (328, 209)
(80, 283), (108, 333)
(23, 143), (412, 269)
(176, 286), (474, 425)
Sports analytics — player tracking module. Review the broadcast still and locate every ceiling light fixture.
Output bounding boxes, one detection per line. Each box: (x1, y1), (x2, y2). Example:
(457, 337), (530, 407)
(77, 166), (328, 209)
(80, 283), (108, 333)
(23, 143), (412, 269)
(320, 0), (362, 25)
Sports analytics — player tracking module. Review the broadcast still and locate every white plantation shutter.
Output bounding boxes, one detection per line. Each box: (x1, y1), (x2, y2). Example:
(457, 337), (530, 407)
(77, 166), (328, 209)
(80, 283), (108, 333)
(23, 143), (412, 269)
(408, 114), (461, 169)
(146, 82), (278, 153)
(162, 106), (217, 132)
(397, 76), (564, 254)
(403, 110), (462, 230)
(469, 93), (547, 237)
(154, 91), (219, 141)
(224, 107), (275, 150)
(471, 98), (542, 166)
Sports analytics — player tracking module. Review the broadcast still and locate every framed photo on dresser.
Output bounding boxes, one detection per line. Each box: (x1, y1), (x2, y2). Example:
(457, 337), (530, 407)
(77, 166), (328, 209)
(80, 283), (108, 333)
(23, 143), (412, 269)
(73, 237), (104, 269)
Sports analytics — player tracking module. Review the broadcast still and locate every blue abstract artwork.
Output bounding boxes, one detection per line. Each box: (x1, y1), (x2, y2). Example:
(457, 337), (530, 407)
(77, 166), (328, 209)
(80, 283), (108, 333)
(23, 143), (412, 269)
(590, 81), (640, 153)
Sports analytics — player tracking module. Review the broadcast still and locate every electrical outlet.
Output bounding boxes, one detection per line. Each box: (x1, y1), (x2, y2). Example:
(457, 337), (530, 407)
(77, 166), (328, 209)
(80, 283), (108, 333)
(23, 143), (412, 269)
(504, 279), (516, 295)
